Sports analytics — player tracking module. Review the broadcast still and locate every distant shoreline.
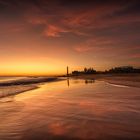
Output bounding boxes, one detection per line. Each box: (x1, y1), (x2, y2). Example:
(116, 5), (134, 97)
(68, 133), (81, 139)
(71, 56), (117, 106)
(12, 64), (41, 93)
(71, 73), (140, 88)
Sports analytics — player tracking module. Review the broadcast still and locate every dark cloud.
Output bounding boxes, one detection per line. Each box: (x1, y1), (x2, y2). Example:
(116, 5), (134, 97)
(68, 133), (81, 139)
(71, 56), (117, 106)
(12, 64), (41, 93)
(0, 0), (140, 68)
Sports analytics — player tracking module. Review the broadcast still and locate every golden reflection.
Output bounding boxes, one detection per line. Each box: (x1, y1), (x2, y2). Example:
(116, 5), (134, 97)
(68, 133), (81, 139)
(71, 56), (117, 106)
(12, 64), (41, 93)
(85, 79), (95, 84)
(48, 122), (66, 135)
(67, 78), (70, 87)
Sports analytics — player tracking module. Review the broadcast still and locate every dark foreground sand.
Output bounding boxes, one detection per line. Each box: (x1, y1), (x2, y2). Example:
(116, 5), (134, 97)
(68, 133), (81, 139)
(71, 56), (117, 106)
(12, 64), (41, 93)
(71, 73), (140, 88)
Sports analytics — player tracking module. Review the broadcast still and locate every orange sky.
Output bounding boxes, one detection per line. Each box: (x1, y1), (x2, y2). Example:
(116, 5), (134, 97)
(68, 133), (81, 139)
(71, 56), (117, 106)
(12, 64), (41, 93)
(0, 0), (140, 76)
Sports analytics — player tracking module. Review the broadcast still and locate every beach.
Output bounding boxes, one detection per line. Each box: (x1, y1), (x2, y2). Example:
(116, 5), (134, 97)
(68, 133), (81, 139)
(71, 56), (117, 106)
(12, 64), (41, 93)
(0, 78), (140, 140)
(72, 73), (140, 88)
(1, 0), (140, 139)
(0, 74), (140, 98)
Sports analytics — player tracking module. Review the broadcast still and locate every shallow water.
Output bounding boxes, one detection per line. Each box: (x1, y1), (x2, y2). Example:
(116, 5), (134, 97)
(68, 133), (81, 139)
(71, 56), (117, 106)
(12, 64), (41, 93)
(0, 79), (140, 140)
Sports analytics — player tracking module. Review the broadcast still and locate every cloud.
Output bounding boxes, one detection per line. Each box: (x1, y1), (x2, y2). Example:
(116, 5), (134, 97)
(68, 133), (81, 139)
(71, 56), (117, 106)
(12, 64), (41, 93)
(74, 36), (120, 52)
(0, 0), (139, 71)
(1, 0), (139, 38)
(44, 25), (68, 37)
(130, 53), (140, 58)
(74, 35), (140, 60)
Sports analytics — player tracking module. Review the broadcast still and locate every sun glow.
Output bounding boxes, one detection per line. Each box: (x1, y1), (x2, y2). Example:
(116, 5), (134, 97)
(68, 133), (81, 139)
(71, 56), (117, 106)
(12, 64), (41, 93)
(0, 59), (67, 76)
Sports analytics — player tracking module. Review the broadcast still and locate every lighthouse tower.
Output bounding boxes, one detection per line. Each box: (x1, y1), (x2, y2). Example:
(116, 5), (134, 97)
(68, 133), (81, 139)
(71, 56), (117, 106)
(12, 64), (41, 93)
(67, 66), (69, 77)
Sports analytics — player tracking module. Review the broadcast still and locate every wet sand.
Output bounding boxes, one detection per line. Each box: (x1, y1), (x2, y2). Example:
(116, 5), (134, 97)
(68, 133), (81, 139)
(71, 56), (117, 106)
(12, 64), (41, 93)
(0, 79), (140, 140)
(0, 85), (38, 98)
(72, 73), (140, 88)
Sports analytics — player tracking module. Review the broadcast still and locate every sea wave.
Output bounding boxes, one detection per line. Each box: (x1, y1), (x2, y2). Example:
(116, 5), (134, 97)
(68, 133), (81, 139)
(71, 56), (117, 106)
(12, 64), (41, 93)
(0, 77), (58, 98)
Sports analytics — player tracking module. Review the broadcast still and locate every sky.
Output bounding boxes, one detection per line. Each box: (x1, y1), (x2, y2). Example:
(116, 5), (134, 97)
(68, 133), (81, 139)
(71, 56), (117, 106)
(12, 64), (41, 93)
(0, 0), (140, 75)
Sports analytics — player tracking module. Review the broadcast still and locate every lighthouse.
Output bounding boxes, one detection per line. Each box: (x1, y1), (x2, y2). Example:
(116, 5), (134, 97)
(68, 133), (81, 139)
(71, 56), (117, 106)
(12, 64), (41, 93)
(67, 66), (69, 77)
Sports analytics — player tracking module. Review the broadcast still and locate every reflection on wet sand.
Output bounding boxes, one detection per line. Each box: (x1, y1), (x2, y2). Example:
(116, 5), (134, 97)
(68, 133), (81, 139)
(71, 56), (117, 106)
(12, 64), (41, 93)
(85, 79), (95, 84)
(67, 78), (70, 87)
(0, 79), (140, 140)
(66, 78), (94, 87)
